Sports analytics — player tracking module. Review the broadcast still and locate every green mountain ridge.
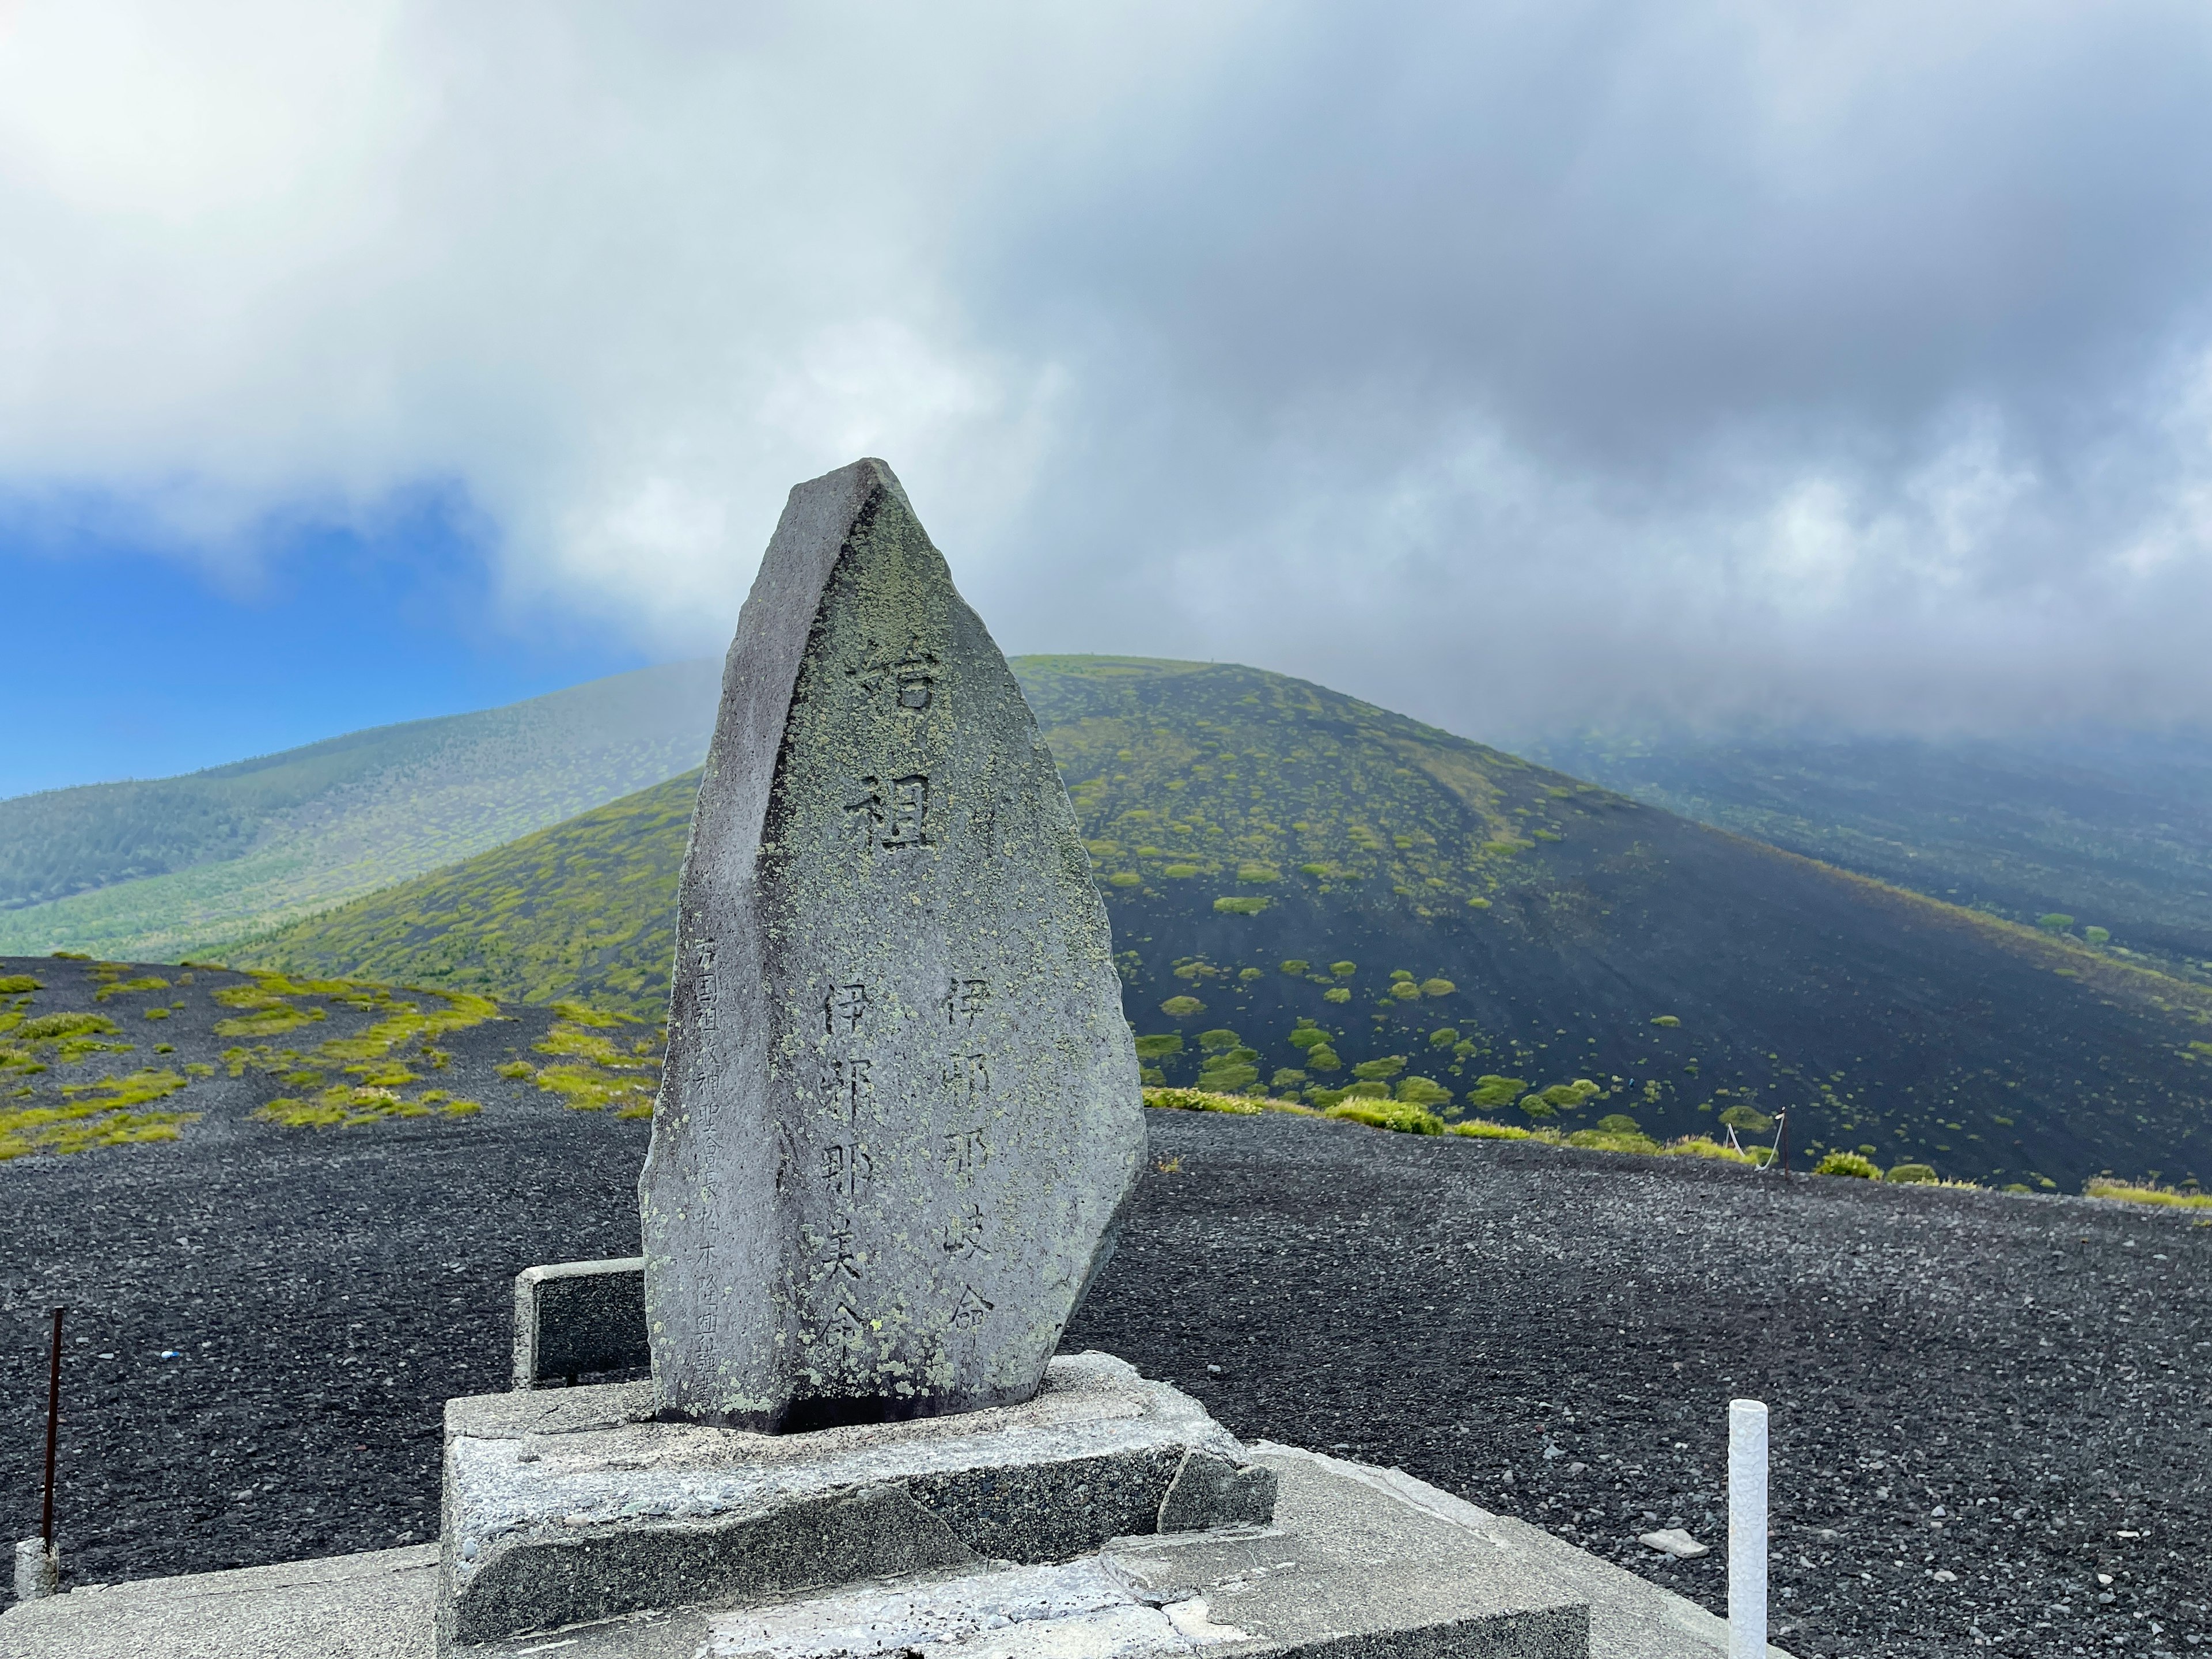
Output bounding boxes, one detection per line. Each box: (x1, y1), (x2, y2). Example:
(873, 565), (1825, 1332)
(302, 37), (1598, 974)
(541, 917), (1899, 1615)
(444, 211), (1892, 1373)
(1525, 726), (2212, 979)
(234, 655), (2212, 1192)
(0, 661), (722, 961)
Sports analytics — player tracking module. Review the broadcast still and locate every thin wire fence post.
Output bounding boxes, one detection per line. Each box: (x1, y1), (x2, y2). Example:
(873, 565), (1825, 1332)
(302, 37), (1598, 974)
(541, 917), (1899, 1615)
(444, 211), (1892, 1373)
(1729, 1397), (1768, 1659)
(43, 1306), (63, 1546)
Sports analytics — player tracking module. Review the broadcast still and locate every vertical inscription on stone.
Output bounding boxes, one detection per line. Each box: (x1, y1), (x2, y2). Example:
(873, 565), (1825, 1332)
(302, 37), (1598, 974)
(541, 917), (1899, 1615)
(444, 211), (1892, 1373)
(638, 458), (1145, 1433)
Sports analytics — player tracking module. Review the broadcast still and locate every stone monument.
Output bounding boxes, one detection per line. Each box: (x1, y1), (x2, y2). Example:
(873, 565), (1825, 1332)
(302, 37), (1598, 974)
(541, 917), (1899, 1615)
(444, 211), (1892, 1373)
(639, 456), (1145, 1431)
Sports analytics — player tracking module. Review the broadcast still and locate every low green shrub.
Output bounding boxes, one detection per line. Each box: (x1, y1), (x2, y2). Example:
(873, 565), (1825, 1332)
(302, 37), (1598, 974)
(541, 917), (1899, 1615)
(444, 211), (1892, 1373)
(1815, 1151), (1881, 1179)
(1657, 1135), (1762, 1165)
(1143, 1086), (1314, 1117)
(2084, 1177), (2212, 1209)
(1325, 1100), (1442, 1135)
(1450, 1119), (1532, 1141)
(1464, 1074), (1526, 1109)
(1886, 1163), (1939, 1184)
(1566, 1127), (1660, 1154)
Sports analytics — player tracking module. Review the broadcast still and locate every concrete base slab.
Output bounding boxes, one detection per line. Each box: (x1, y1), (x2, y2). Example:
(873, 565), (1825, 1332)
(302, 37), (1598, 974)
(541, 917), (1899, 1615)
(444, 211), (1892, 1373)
(0, 1544), (438, 1659)
(1, 1446), (1798, 1659)
(441, 1353), (1277, 1649)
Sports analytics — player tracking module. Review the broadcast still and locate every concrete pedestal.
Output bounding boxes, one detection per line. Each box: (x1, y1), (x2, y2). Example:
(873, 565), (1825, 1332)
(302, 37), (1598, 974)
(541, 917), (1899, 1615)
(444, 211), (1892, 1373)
(439, 1353), (1275, 1650)
(0, 1445), (1796, 1659)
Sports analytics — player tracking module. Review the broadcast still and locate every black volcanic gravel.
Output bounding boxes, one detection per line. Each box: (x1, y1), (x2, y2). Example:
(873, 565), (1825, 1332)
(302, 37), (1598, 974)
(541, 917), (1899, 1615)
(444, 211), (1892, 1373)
(2, 1102), (2207, 1659)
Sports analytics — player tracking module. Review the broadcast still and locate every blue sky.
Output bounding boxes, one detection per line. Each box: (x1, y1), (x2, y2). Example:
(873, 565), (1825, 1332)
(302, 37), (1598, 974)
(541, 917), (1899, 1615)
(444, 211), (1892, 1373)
(6, 1), (2212, 796)
(0, 484), (648, 798)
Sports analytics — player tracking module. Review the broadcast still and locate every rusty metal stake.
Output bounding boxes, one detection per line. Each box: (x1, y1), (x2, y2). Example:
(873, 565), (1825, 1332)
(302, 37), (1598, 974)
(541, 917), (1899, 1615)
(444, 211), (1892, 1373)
(41, 1306), (63, 1546)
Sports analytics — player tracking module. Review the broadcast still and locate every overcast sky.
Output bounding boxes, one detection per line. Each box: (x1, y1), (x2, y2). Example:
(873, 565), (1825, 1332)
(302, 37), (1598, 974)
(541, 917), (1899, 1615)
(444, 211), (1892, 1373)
(6, 1), (2212, 791)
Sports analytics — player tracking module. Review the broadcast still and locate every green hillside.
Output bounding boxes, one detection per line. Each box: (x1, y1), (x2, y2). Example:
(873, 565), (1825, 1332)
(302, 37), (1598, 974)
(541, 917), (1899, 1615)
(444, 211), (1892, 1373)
(1527, 727), (2212, 979)
(237, 656), (2212, 1191)
(0, 660), (721, 961)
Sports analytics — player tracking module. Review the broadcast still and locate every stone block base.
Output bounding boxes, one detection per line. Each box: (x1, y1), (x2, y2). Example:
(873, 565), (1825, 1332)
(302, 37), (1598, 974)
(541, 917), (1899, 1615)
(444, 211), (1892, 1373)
(439, 1352), (1276, 1651)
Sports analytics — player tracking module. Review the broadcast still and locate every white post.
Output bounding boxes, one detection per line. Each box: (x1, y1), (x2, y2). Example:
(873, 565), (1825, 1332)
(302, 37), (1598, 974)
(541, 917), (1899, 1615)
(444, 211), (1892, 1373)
(1729, 1399), (1768, 1659)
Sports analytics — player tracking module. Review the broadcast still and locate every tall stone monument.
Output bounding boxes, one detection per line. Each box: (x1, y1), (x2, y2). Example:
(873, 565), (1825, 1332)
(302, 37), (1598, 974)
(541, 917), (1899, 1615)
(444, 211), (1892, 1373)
(640, 457), (1145, 1433)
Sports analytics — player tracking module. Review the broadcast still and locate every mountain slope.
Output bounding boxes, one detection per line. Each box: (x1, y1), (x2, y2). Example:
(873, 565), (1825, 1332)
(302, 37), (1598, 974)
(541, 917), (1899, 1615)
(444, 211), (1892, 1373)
(0, 660), (721, 961)
(237, 656), (2212, 1191)
(1525, 728), (2212, 977)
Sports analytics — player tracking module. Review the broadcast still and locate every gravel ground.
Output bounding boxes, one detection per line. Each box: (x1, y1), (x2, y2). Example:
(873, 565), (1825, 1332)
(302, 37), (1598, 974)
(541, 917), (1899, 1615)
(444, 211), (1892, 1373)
(2, 1101), (2206, 1659)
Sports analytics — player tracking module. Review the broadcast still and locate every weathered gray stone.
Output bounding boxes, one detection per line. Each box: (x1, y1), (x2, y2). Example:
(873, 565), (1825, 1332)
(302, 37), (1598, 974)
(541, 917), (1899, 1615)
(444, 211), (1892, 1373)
(437, 1353), (1274, 1650)
(640, 456), (1144, 1433)
(512, 1257), (649, 1388)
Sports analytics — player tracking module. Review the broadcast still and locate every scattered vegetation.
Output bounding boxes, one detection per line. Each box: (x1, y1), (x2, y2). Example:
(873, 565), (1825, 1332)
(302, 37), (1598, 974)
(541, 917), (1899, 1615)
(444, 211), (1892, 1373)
(214, 971), (505, 1134)
(1, 1067), (199, 1160)
(2085, 1176), (2212, 1210)
(527, 1010), (660, 1116)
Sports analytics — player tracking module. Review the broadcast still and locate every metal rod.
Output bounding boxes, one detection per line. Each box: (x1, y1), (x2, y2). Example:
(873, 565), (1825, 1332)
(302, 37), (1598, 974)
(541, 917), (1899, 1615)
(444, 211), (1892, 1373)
(41, 1306), (63, 1547)
(1729, 1397), (1769, 1659)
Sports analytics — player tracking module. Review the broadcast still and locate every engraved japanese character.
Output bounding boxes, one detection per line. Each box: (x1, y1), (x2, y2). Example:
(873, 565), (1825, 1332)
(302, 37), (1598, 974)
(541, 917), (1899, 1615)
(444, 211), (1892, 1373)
(843, 774), (930, 850)
(820, 1142), (873, 1197)
(950, 1286), (994, 1331)
(944, 1125), (988, 1174)
(825, 982), (869, 1035)
(941, 1051), (989, 1103)
(822, 1225), (863, 1282)
(821, 1057), (873, 1122)
(850, 633), (940, 710)
(885, 775), (927, 846)
(945, 978), (989, 1027)
(942, 1203), (989, 1260)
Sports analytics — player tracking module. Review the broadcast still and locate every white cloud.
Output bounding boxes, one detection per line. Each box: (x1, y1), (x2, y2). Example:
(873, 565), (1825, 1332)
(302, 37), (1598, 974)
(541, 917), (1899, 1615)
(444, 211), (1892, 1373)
(2, 0), (2211, 736)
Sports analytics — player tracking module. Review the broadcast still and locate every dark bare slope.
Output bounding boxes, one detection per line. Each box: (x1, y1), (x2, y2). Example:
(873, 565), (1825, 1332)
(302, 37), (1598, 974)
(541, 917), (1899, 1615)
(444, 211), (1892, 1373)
(1527, 725), (2212, 975)
(238, 658), (2212, 1190)
(2, 1105), (2203, 1659)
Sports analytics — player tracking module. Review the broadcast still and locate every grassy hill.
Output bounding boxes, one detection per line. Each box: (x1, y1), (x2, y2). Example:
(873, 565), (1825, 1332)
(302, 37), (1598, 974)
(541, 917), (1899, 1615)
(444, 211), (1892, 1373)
(0, 661), (721, 962)
(1527, 727), (2212, 979)
(235, 656), (2212, 1191)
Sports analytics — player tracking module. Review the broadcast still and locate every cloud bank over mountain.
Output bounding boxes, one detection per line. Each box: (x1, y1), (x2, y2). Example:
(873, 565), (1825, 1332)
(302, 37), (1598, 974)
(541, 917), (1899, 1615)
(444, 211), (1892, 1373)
(5, 0), (2212, 737)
